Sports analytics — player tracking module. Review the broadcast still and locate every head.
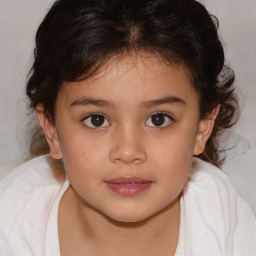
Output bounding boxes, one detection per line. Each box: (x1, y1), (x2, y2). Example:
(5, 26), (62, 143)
(26, 0), (238, 221)
(27, 0), (238, 167)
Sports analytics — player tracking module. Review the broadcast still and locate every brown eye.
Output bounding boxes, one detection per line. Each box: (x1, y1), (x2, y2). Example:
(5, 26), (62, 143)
(151, 114), (165, 126)
(146, 113), (173, 127)
(91, 115), (105, 126)
(84, 114), (110, 128)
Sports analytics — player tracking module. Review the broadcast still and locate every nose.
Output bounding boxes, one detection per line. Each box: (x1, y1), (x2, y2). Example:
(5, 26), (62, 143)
(109, 126), (147, 164)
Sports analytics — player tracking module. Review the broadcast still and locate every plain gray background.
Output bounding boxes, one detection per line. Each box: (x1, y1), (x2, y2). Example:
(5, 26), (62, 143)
(0, 0), (255, 209)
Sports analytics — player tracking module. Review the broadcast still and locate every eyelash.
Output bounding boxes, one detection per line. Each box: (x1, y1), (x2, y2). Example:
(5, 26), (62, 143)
(145, 112), (174, 128)
(82, 112), (174, 130)
(82, 113), (110, 129)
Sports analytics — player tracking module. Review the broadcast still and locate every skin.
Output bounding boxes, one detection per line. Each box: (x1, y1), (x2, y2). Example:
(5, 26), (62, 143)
(37, 53), (219, 256)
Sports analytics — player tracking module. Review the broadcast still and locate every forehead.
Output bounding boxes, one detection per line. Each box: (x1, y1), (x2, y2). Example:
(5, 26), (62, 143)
(59, 53), (198, 107)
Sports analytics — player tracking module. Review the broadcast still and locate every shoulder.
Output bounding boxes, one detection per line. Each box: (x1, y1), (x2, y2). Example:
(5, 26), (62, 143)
(0, 155), (67, 255)
(185, 158), (236, 200)
(0, 155), (66, 203)
(185, 158), (256, 255)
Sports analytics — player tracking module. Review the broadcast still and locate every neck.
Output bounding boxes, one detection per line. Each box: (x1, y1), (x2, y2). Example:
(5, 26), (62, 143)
(59, 187), (181, 256)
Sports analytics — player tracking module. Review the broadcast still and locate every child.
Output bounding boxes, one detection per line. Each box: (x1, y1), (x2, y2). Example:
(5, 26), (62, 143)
(0, 0), (255, 255)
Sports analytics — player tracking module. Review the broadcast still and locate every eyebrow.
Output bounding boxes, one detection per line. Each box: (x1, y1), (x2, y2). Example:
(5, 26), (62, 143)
(141, 96), (186, 107)
(70, 95), (186, 108)
(70, 97), (117, 108)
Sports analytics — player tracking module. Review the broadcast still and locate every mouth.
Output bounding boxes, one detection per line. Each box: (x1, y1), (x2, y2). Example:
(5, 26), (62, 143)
(104, 177), (153, 196)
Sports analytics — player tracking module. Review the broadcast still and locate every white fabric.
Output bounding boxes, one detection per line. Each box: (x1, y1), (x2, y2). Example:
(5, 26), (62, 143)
(0, 155), (255, 256)
(0, 156), (67, 255)
(180, 159), (256, 256)
(45, 180), (69, 256)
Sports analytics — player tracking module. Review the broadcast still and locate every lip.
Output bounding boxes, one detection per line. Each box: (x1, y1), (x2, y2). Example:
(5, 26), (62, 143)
(104, 177), (153, 196)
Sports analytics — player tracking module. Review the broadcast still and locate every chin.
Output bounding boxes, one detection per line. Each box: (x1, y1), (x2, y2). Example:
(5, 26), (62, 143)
(102, 207), (158, 224)
(108, 214), (152, 224)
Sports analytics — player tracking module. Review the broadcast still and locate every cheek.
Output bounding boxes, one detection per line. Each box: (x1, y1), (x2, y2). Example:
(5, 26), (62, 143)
(81, 151), (95, 163)
(57, 137), (94, 179)
(158, 153), (191, 185)
(148, 131), (195, 186)
(151, 129), (196, 163)
(62, 147), (102, 193)
(58, 128), (104, 160)
(64, 146), (102, 173)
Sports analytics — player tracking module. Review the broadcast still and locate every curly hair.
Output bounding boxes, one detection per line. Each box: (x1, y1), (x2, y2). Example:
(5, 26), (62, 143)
(26, 0), (239, 167)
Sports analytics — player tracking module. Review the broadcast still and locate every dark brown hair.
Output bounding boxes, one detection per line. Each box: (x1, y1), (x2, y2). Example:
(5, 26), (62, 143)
(26, 0), (239, 167)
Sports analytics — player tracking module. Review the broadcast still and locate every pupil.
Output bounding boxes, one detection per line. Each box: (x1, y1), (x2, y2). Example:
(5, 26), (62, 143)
(91, 115), (104, 126)
(152, 114), (165, 126)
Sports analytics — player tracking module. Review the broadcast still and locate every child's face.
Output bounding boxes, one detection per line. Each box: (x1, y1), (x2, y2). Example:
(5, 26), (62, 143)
(39, 53), (214, 222)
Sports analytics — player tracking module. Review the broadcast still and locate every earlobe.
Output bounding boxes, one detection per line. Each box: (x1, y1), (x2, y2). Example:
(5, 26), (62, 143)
(193, 105), (220, 156)
(36, 104), (62, 159)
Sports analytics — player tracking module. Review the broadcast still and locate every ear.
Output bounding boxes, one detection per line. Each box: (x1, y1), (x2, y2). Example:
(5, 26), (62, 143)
(193, 104), (220, 156)
(36, 104), (62, 159)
